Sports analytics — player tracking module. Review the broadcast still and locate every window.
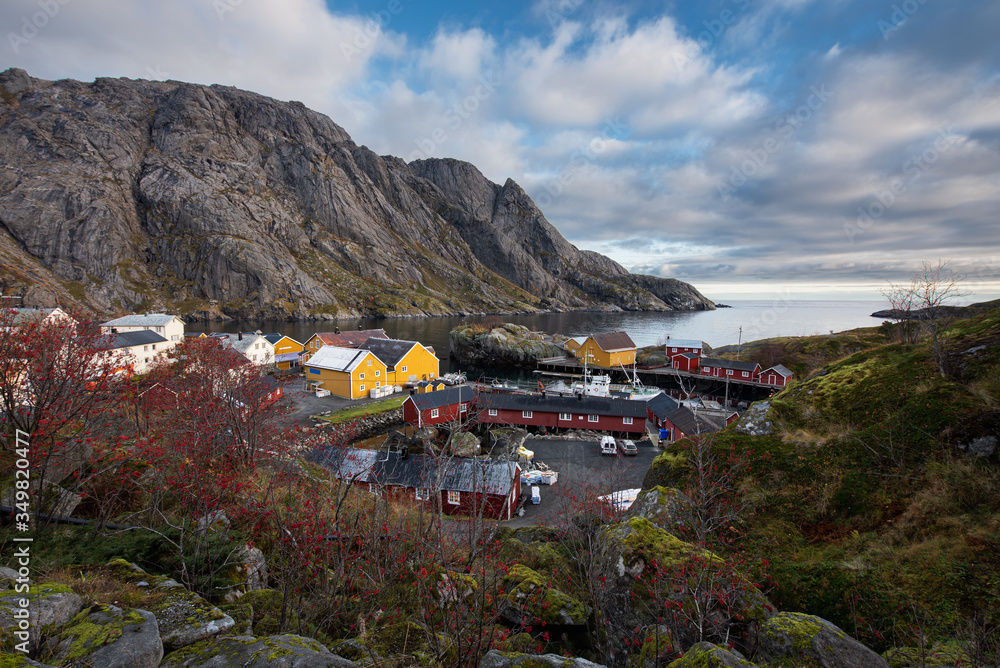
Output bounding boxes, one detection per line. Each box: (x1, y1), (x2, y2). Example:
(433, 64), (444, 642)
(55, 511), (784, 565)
(727, 369), (733, 376)
(742, 371), (748, 377)
(360, 384), (365, 392)
(367, 360), (372, 366)
(522, 410), (533, 419)
(623, 417), (633, 425)
(415, 488), (430, 501)
(459, 404), (467, 413)
(447, 491), (461, 505)
(375, 370), (380, 377)
(368, 483), (380, 496)
(672, 347), (677, 352)
(430, 409), (439, 418)
(401, 366), (407, 373)
(143, 345), (149, 352)
(588, 415), (599, 423)
(359, 372), (365, 379)
(375, 381), (380, 388)
(559, 413), (572, 421)
(309, 368), (320, 375)
(253, 354), (257, 361)
(488, 409), (497, 417)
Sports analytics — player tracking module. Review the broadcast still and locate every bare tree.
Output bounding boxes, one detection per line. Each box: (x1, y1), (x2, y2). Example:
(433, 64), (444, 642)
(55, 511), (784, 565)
(879, 280), (919, 345)
(912, 260), (967, 378)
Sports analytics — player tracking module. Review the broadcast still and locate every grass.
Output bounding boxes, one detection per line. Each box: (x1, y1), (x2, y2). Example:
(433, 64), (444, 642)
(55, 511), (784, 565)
(312, 395), (407, 425)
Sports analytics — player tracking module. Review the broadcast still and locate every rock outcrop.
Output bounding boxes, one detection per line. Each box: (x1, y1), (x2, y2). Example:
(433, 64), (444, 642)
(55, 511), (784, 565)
(450, 323), (569, 367)
(756, 612), (890, 668)
(0, 68), (713, 320)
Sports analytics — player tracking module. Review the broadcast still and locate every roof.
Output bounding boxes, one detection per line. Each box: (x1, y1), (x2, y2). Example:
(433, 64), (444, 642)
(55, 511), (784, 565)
(479, 391), (649, 418)
(679, 353), (700, 360)
(700, 357), (761, 373)
(763, 364), (794, 377)
(101, 313), (183, 328)
(567, 336), (587, 346)
(103, 330), (169, 350)
(6, 307), (72, 325)
(664, 338), (703, 349)
(667, 406), (724, 436)
(274, 352), (300, 363)
(320, 448), (519, 496)
(359, 338), (431, 368)
(589, 331), (636, 352)
(646, 393), (682, 420)
(216, 333), (268, 355)
(263, 333), (297, 345)
(313, 329), (389, 348)
(409, 386), (475, 411)
(305, 345), (375, 373)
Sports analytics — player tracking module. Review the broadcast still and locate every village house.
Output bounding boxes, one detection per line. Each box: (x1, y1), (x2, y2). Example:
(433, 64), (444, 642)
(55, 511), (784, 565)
(403, 386), (475, 429)
(300, 329), (389, 362)
(214, 333), (275, 366)
(759, 364), (794, 387)
(358, 337), (439, 386)
(103, 330), (171, 376)
(264, 334), (304, 370)
(477, 392), (648, 436)
(646, 394), (725, 443)
(672, 352), (701, 372)
(100, 314), (185, 349)
(303, 345), (388, 399)
(328, 448), (521, 521)
(698, 357), (762, 382)
(571, 332), (637, 369)
(7, 307), (76, 327)
(663, 336), (704, 359)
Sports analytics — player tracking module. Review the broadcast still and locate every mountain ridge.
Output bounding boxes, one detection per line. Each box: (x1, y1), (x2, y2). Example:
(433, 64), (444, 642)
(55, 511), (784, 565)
(0, 68), (714, 320)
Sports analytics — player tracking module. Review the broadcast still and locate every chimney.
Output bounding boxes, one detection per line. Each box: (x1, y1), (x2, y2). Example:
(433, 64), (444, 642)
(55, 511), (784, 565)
(238, 332), (243, 341)
(111, 328), (117, 334)
(334, 326), (340, 334)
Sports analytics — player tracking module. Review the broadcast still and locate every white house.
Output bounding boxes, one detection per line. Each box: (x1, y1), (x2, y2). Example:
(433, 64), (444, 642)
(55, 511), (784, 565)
(101, 314), (185, 349)
(214, 333), (275, 366)
(104, 330), (170, 375)
(6, 307), (76, 327)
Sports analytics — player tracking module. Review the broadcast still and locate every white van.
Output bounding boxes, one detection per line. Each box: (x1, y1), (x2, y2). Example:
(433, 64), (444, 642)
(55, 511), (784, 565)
(600, 435), (617, 455)
(531, 486), (541, 505)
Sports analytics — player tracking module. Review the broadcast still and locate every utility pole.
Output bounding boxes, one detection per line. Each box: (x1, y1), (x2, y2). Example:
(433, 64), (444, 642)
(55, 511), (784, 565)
(736, 326), (743, 361)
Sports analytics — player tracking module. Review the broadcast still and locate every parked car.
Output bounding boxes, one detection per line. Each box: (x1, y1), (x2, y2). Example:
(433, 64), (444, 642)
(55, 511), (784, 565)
(600, 435), (617, 455)
(531, 486), (541, 505)
(620, 439), (638, 456)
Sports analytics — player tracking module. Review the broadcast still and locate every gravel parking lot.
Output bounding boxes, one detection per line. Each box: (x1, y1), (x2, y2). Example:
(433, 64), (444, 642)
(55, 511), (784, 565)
(506, 437), (658, 527)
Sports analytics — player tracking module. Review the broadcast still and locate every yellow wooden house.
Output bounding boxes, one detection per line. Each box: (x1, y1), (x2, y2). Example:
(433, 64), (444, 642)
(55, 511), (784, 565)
(303, 346), (388, 399)
(264, 334), (304, 370)
(574, 331), (637, 369)
(300, 329), (389, 363)
(359, 338), (439, 386)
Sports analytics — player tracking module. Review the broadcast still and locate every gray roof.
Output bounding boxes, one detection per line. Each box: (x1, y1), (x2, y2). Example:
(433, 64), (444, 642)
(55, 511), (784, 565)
(7, 307), (70, 324)
(700, 357), (761, 373)
(216, 333), (266, 354)
(479, 391), (649, 418)
(318, 448), (519, 496)
(102, 330), (168, 349)
(359, 338), (430, 368)
(666, 406), (724, 436)
(101, 313), (183, 328)
(764, 364), (794, 377)
(409, 386), (474, 411)
(646, 393), (682, 420)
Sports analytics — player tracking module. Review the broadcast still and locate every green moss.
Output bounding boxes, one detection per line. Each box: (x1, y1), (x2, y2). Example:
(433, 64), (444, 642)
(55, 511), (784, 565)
(59, 605), (147, 661)
(764, 612), (824, 652)
(503, 564), (588, 625)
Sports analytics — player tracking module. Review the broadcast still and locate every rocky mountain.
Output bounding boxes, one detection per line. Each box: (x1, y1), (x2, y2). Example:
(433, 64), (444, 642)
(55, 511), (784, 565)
(0, 68), (714, 320)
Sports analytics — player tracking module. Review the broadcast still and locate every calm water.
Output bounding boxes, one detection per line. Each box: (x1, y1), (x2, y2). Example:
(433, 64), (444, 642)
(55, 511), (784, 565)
(187, 299), (886, 368)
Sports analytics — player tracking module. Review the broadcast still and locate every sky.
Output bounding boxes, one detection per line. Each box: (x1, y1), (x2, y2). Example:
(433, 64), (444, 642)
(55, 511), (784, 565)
(2, 0), (999, 302)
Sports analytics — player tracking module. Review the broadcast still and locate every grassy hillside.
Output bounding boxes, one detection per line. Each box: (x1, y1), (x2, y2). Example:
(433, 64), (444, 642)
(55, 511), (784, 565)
(653, 305), (1000, 654)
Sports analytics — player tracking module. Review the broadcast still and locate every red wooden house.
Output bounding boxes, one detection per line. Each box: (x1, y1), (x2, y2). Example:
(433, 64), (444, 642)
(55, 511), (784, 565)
(477, 392), (648, 436)
(663, 337), (703, 359)
(759, 364), (794, 387)
(403, 386), (475, 428)
(698, 357), (761, 381)
(325, 447), (521, 520)
(672, 353), (701, 372)
(647, 394), (725, 443)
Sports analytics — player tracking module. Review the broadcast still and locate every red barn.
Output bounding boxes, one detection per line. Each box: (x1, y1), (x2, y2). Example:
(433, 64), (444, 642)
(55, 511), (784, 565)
(759, 364), (794, 387)
(663, 337), (703, 359)
(403, 386), (475, 428)
(672, 352), (701, 372)
(698, 357), (761, 381)
(477, 392), (648, 436)
(324, 447), (521, 520)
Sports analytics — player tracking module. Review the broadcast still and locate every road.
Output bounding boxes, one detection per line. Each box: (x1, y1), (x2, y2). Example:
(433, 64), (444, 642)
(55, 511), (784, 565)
(505, 437), (658, 528)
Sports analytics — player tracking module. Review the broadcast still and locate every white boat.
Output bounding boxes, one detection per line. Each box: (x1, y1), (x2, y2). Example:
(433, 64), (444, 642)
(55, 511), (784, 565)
(598, 488), (641, 511)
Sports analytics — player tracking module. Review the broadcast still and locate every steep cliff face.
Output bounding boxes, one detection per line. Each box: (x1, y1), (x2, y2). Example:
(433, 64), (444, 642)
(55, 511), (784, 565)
(0, 69), (713, 319)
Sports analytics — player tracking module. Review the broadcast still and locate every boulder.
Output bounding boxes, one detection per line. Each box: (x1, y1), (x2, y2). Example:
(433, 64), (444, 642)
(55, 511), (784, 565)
(105, 559), (235, 651)
(478, 649), (607, 667)
(49, 604), (162, 668)
(500, 564), (589, 626)
(626, 486), (689, 534)
(0, 582), (84, 651)
(756, 612), (889, 668)
(159, 634), (358, 667)
(666, 642), (758, 667)
(733, 401), (774, 437)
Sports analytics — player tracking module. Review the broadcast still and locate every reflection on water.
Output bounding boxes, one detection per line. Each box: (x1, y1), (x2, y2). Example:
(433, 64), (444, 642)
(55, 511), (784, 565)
(187, 300), (884, 372)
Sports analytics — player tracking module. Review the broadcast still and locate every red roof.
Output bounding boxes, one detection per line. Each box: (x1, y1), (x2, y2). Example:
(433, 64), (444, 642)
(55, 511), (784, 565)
(315, 329), (389, 348)
(590, 331), (636, 352)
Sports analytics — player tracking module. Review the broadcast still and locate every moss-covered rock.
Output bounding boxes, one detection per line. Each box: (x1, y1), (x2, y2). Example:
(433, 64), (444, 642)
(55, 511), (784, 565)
(665, 641), (758, 667)
(881, 642), (971, 668)
(0, 582), (83, 651)
(626, 486), (689, 535)
(367, 620), (428, 660)
(49, 604), (162, 668)
(756, 612), (889, 668)
(159, 633), (357, 667)
(478, 649), (607, 667)
(501, 564), (590, 626)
